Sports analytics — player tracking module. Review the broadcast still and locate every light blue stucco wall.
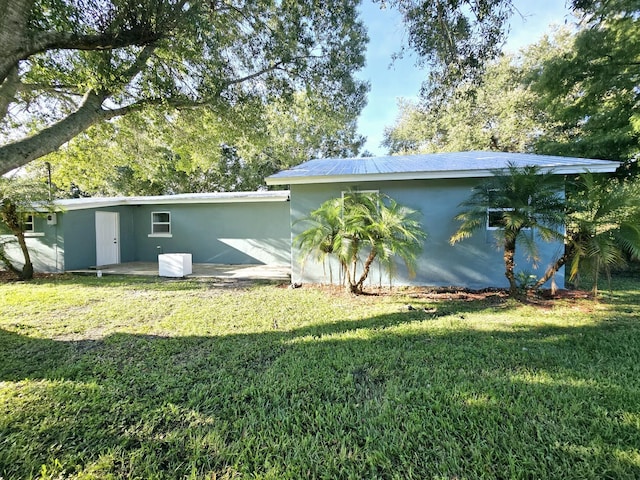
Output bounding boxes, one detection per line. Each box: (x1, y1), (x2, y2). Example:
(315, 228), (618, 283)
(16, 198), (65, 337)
(1, 206), (138, 272)
(130, 202), (290, 265)
(62, 206), (137, 270)
(290, 178), (566, 289)
(3, 199), (290, 272)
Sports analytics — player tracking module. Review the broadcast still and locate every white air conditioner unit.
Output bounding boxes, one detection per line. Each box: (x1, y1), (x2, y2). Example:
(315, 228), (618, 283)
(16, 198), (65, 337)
(46, 213), (57, 225)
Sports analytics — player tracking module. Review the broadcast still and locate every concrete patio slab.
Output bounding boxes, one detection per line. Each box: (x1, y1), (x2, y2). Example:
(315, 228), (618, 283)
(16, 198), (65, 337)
(69, 262), (291, 282)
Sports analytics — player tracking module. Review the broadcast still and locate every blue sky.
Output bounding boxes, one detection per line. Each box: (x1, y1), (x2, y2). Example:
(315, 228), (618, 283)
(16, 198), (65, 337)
(356, 0), (575, 156)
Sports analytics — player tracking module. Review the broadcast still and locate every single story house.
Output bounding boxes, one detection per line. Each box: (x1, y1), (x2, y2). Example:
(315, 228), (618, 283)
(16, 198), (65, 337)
(265, 151), (620, 289)
(4, 151), (620, 289)
(4, 191), (291, 273)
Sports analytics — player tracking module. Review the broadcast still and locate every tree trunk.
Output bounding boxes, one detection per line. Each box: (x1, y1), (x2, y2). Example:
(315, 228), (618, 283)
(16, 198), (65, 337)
(347, 257), (359, 293)
(0, 90), (110, 174)
(534, 253), (568, 290)
(0, 0), (33, 84)
(354, 248), (377, 293)
(592, 257), (600, 297)
(15, 230), (33, 279)
(344, 238), (360, 293)
(342, 259), (356, 293)
(504, 237), (518, 296)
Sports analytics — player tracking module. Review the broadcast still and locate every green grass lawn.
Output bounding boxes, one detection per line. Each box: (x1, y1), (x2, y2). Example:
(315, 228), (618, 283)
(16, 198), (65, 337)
(1, 274), (639, 479)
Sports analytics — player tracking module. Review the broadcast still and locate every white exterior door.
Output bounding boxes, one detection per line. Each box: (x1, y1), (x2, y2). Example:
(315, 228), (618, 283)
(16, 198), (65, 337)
(95, 211), (120, 266)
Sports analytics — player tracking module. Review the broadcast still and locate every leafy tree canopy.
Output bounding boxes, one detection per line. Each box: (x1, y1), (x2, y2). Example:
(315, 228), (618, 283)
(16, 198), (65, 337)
(556, 173), (640, 293)
(34, 90), (366, 196)
(0, 0), (368, 174)
(380, 0), (514, 89)
(383, 0), (639, 169)
(530, 1), (640, 167)
(382, 52), (541, 154)
(380, 0), (607, 100)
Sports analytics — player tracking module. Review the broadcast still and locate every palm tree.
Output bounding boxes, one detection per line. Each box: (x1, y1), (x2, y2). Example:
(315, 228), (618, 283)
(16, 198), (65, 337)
(294, 197), (343, 286)
(450, 163), (566, 297)
(368, 196), (425, 288)
(535, 173), (640, 294)
(296, 192), (426, 294)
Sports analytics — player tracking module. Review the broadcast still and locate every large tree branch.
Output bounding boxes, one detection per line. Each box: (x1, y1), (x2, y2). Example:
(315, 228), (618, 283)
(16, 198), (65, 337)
(31, 29), (164, 56)
(0, 90), (109, 174)
(226, 63), (287, 87)
(0, 0), (190, 85)
(0, 28), (164, 87)
(102, 96), (206, 119)
(0, 90), (205, 174)
(4, 43), (157, 111)
(120, 44), (158, 84)
(225, 54), (322, 87)
(0, 39), (193, 175)
(15, 82), (82, 95)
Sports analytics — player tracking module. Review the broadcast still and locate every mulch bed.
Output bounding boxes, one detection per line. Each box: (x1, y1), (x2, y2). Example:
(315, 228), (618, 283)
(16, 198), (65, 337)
(296, 282), (594, 305)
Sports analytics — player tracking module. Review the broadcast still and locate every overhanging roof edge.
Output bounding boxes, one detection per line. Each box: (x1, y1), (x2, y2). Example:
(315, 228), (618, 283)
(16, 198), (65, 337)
(265, 163), (620, 185)
(54, 191), (291, 211)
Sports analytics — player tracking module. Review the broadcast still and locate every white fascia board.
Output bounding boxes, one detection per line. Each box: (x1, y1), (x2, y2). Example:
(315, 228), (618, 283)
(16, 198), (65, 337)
(265, 163), (621, 186)
(54, 198), (127, 211)
(541, 163), (621, 174)
(129, 192), (290, 205)
(54, 191), (290, 211)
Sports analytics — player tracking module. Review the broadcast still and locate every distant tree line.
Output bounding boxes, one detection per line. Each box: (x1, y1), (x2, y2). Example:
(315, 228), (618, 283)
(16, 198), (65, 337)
(383, 2), (639, 175)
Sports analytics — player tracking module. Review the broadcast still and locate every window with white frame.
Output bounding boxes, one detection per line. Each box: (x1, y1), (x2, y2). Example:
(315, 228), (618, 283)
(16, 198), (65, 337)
(341, 190), (380, 211)
(486, 188), (508, 230)
(486, 207), (514, 230)
(23, 213), (35, 233)
(150, 211), (171, 236)
(485, 188), (532, 231)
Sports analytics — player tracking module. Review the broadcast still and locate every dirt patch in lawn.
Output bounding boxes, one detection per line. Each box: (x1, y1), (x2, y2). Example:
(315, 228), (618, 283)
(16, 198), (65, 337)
(0, 270), (65, 283)
(399, 286), (593, 307)
(296, 283), (595, 308)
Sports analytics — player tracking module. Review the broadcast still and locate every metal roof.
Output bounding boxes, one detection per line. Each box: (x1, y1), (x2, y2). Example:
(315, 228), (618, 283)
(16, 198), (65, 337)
(54, 190), (290, 211)
(265, 151), (621, 185)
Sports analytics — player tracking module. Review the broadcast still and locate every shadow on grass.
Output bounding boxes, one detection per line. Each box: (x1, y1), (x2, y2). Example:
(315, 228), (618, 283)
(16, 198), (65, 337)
(1, 302), (640, 480)
(15, 273), (287, 292)
(14, 273), (242, 291)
